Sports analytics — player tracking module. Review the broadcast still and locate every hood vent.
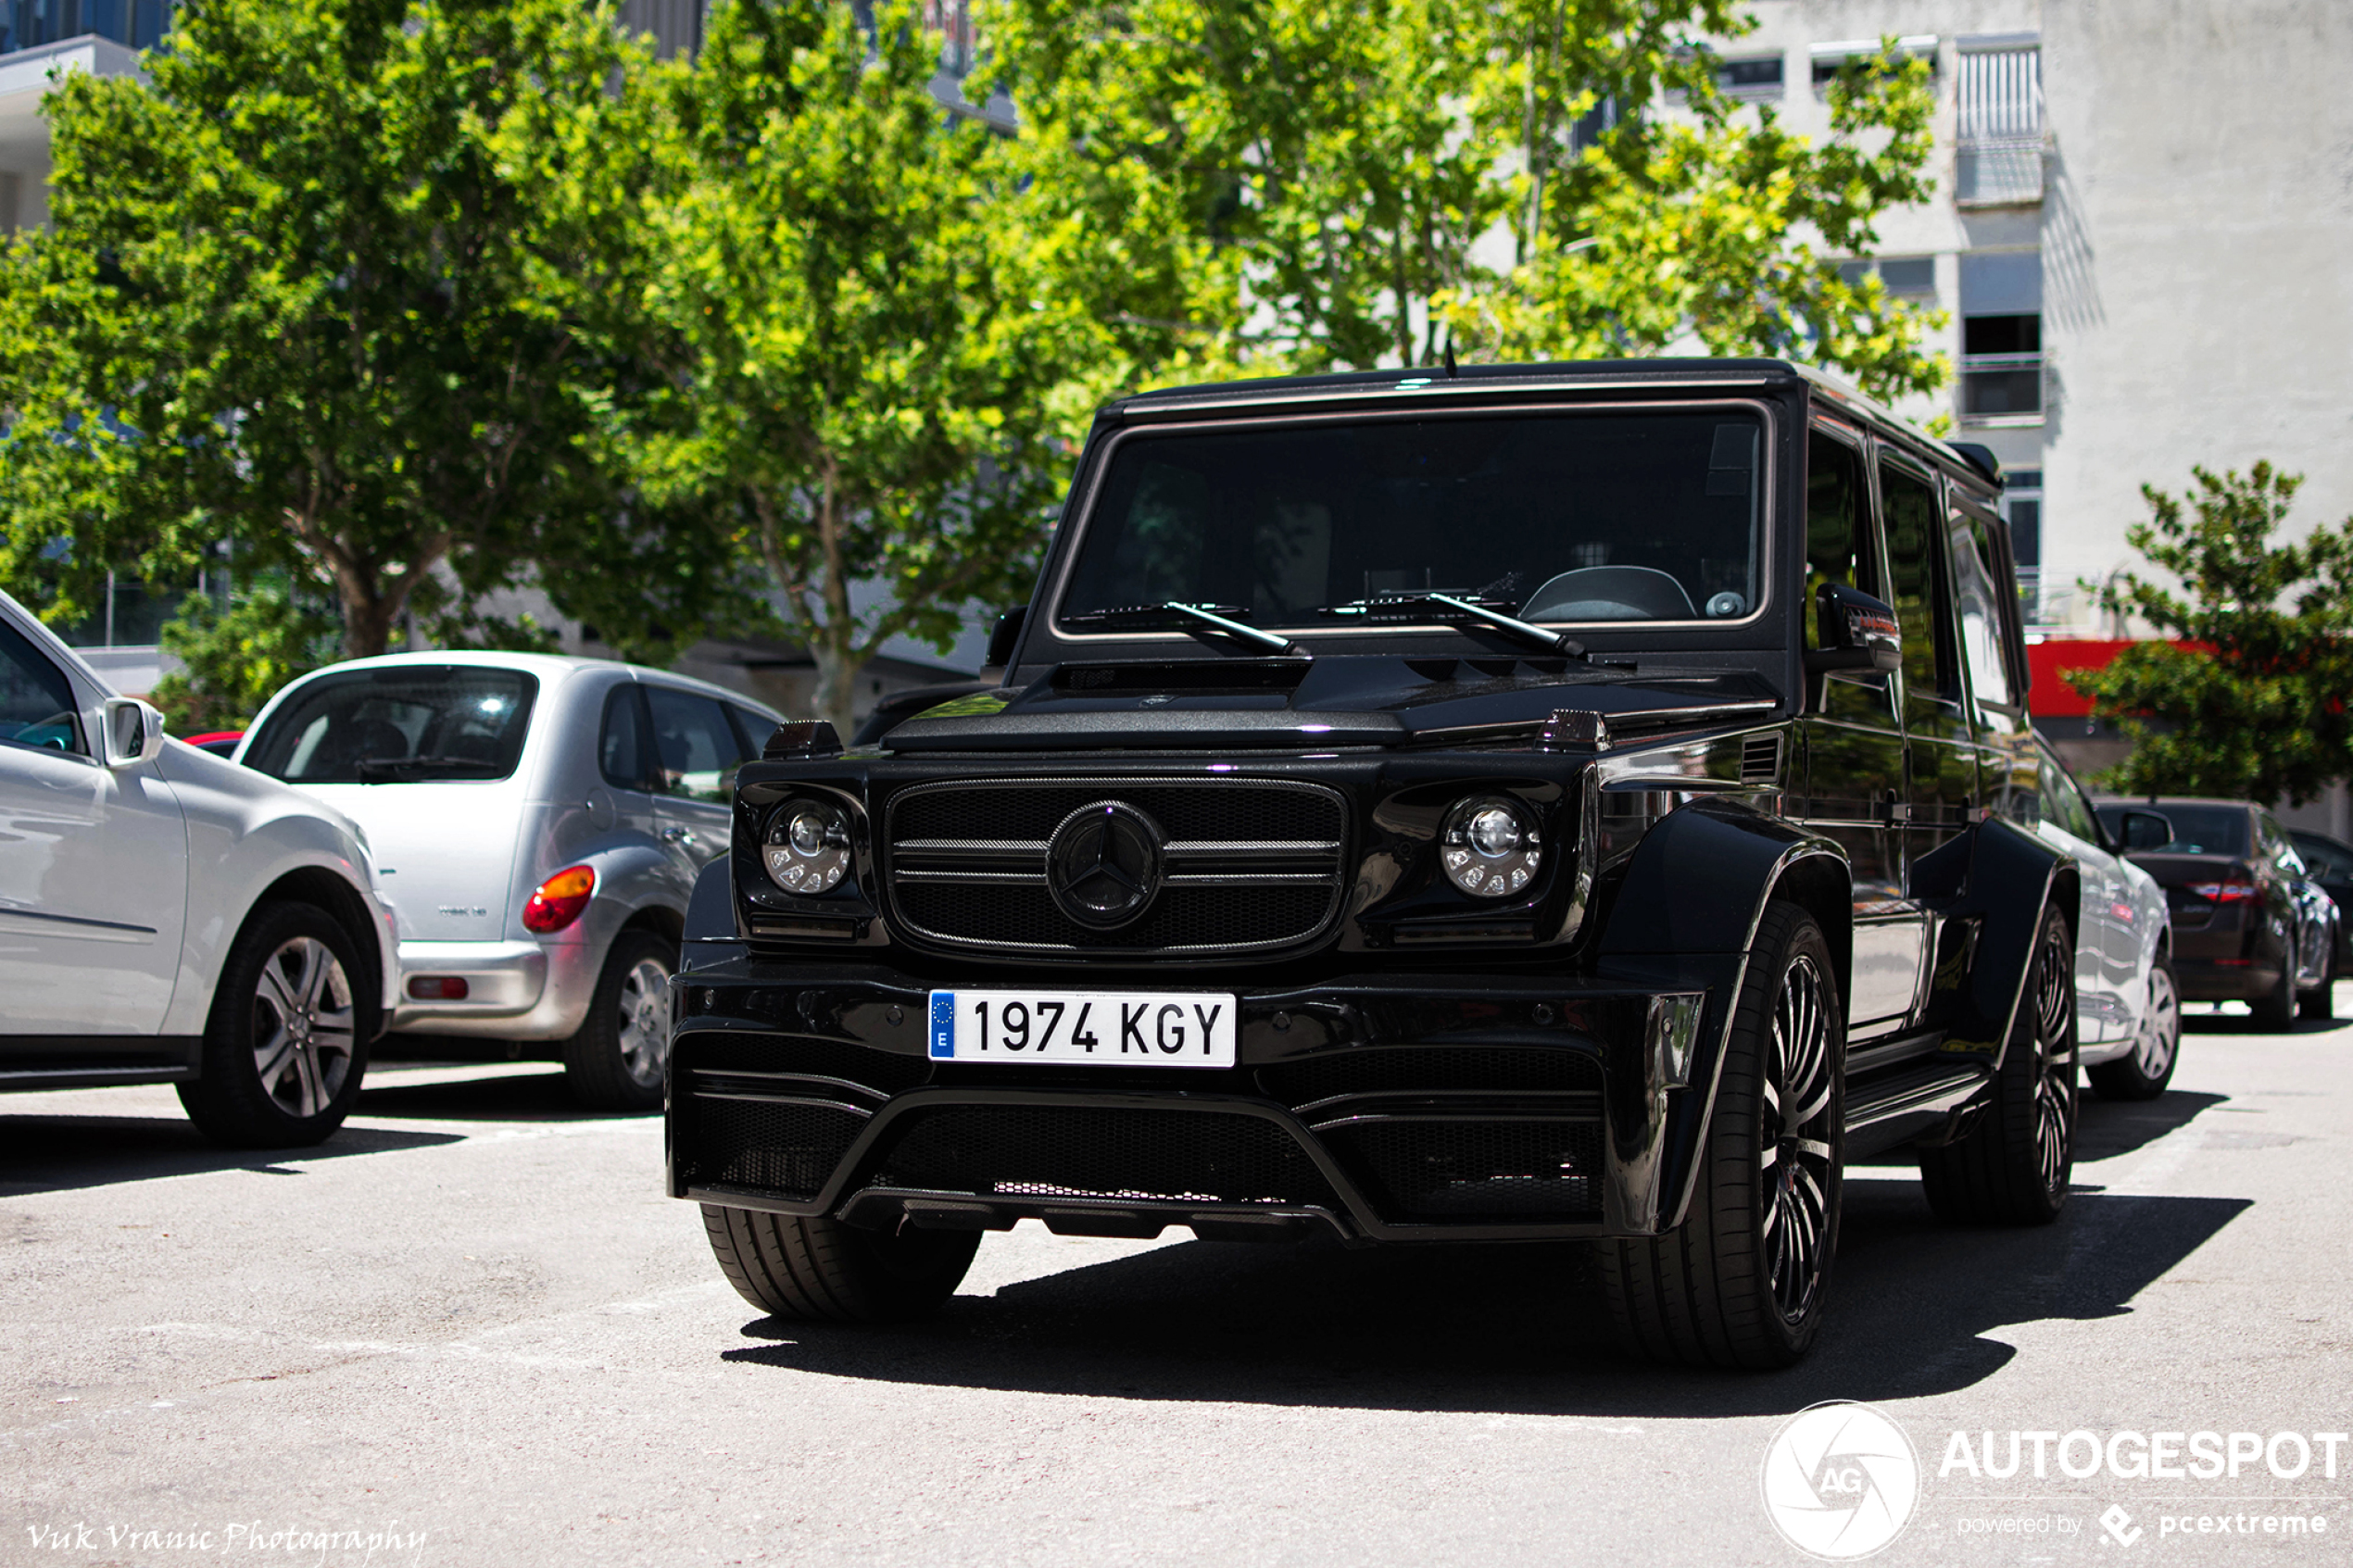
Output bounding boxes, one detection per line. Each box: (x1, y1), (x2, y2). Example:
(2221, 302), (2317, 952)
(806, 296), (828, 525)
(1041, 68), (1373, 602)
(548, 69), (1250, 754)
(1740, 734), (1783, 785)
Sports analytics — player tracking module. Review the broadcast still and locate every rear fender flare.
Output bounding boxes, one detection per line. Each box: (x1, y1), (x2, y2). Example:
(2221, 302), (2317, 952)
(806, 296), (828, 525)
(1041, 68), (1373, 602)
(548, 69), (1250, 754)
(1914, 814), (2078, 1072)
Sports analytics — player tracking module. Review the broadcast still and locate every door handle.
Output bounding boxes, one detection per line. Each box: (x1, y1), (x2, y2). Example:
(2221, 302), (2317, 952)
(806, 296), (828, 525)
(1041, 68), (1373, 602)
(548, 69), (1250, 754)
(661, 826), (695, 845)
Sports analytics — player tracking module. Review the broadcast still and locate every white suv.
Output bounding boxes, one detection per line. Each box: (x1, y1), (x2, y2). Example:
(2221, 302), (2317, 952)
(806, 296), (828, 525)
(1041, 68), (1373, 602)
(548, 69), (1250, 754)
(0, 590), (397, 1147)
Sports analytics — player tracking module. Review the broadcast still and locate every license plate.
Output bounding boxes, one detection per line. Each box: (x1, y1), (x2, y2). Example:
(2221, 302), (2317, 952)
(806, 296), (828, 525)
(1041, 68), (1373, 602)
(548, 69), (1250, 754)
(926, 990), (1238, 1068)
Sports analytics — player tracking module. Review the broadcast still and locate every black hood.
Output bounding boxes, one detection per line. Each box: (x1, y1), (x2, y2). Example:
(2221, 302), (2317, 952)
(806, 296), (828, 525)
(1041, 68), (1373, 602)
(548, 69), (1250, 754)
(880, 655), (1781, 753)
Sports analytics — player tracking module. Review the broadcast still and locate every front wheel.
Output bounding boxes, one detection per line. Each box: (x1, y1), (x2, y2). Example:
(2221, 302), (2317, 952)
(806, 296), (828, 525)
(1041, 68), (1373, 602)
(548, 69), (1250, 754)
(703, 1205), (979, 1323)
(1919, 906), (2077, 1224)
(560, 927), (675, 1111)
(1596, 900), (1843, 1370)
(2089, 953), (2181, 1101)
(177, 902), (371, 1148)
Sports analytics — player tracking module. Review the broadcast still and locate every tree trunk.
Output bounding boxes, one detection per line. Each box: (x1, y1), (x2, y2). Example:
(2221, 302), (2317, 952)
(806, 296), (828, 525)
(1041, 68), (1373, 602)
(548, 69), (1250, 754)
(810, 629), (860, 739)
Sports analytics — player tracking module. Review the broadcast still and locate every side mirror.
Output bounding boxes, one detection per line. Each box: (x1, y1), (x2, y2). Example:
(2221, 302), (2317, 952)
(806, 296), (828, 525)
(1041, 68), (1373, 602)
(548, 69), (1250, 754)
(100, 697), (166, 767)
(984, 605), (1028, 671)
(2118, 809), (2173, 851)
(1805, 582), (1903, 673)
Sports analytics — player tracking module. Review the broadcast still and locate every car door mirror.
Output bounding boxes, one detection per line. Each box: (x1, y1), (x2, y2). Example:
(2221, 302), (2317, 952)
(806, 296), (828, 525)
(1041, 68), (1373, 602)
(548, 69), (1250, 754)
(984, 605), (1028, 671)
(1805, 582), (1903, 673)
(100, 697), (165, 767)
(2117, 809), (2172, 851)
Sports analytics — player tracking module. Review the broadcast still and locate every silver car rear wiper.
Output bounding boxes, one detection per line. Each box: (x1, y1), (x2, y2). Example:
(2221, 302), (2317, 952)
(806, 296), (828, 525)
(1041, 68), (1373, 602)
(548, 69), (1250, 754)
(352, 755), (506, 782)
(1321, 592), (1587, 659)
(1062, 601), (1306, 658)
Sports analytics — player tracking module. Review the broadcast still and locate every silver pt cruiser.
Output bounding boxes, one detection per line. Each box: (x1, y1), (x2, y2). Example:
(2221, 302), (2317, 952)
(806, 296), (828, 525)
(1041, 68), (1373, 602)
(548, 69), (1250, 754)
(238, 652), (784, 1108)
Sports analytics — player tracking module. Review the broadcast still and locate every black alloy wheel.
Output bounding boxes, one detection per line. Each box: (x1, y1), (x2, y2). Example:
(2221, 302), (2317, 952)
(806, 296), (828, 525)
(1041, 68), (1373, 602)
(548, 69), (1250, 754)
(1919, 906), (2077, 1225)
(1597, 899), (1843, 1369)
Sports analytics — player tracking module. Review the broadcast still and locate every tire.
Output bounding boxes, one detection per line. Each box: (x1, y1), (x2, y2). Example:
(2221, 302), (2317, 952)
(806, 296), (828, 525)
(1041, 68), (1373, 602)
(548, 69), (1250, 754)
(2299, 973), (2334, 1022)
(2090, 953), (2181, 1101)
(561, 926), (676, 1111)
(2250, 935), (2296, 1030)
(176, 902), (371, 1148)
(703, 1204), (979, 1323)
(1919, 906), (2077, 1225)
(1596, 900), (1843, 1370)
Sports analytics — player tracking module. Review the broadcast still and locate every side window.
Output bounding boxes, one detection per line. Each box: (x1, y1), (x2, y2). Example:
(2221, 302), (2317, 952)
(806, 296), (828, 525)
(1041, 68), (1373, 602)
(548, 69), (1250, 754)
(598, 684), (650, 792)
(1878, 458), (1961, 728)
(645, 686), (746, 804)
(1947, 500), (2022, 729)
(723, 702), (774, 763)
(0, 621), (87, 758)
(1805, 429), (1876, 626)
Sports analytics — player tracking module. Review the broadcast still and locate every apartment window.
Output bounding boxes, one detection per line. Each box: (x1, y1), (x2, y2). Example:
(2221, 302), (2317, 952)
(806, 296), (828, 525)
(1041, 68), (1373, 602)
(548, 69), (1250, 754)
(1809, 35), (1938, 92)
(1957, 38), (2044, 204)
(1835, 256), (1937, 300)
(1, 0), (176, 55)
(1959, 251), (2042, 424)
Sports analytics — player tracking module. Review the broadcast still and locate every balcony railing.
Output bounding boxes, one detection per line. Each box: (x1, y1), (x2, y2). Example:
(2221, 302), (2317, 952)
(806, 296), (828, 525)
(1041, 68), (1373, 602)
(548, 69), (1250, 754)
(1960, 351), (2043, 422)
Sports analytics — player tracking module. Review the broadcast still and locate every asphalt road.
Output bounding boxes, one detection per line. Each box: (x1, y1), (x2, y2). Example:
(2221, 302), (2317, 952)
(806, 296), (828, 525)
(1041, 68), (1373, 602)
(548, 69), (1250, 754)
(6, 993), (2350, 1567)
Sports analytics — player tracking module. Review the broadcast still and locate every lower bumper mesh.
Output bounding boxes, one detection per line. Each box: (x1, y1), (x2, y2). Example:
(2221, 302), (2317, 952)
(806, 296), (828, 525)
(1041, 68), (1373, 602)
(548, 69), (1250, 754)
(693, 1097), (866, 1199)
(1325, 1118), (1604, 1219)
(872, 1106), (1339, 1208)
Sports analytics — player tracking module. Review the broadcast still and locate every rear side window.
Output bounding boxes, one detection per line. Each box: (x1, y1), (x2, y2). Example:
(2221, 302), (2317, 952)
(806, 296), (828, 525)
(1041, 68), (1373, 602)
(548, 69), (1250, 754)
(246, 666), (536, 784)
(0, 621), (84, 757)
(645, 686), (751, 803)
(1879, 458), (1960, 723)
(598, 684), (651, 792)
(1947, 503), (2021, 722)
(724, 702), (777, 759)
(1805, 429), (1875, 620)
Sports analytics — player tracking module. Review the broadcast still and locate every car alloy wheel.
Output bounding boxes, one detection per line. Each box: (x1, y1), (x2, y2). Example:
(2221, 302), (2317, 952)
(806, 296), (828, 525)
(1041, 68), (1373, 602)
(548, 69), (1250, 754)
(249, 935), (357, 1120)
(2031, 915), (2077, 1196)
(1761, 949), (1835, 1323)
(2133, 963), (2181, 1082)
(615, 956), (672, 1089)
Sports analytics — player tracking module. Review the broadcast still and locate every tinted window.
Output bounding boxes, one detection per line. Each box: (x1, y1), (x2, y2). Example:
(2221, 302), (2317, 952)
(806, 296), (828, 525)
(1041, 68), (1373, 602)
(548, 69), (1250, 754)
(1060, 409), (1768, 629)
(2094, 803), (2250, 857)
(2292, 834), (2353, 881)
(1948, 504), (2020, 721)
(246, 667), (536, 783)
(0, 621), (84, 757)
(1805, 430), (1874, 622)
(645, 687), (748, 803)
(1880, 458), (1958, 721)
(599, 684), (651, 792)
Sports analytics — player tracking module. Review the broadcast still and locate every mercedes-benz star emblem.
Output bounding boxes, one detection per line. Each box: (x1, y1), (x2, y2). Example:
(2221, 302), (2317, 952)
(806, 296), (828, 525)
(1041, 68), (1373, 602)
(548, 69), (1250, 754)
(1044, 800), (1165, 931)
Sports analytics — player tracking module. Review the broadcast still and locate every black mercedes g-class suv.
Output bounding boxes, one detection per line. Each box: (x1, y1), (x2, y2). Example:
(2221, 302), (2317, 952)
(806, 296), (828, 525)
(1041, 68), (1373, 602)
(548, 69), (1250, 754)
(668, 358), (2081, 1369)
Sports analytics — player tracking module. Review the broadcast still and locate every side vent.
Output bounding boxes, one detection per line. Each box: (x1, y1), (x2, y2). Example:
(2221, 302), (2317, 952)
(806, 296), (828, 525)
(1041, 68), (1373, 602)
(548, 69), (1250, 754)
(1740, 733), (1783, 786)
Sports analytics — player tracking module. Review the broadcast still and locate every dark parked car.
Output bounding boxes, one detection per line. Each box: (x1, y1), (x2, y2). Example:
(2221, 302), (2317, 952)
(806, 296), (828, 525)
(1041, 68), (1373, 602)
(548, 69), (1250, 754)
(2095, 799), (2338, 1024)
(670, 358), (2103, 1371)
(2287, 829), (2353, 977)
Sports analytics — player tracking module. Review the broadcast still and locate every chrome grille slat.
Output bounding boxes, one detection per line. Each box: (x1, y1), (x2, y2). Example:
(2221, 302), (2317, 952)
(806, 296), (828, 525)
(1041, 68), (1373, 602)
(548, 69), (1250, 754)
(884, 776), (1349, 957)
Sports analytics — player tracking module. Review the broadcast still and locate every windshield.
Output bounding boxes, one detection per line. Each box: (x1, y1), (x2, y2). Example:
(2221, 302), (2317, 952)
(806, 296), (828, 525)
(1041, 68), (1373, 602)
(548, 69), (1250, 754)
(1057, 408), (1766, 633)
(246, 666), (538, 784)
(2094, 803), (2250, 857)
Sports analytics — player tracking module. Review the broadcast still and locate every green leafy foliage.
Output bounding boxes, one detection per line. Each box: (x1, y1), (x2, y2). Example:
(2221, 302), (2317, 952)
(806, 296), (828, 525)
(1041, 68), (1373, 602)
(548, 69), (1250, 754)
(988, 0), (1949, 399)
(151, 583), (342, 733)
(632, 0), (1108, 731)
(0, 0), (730, 659)
(2067, 463), (2353, 806)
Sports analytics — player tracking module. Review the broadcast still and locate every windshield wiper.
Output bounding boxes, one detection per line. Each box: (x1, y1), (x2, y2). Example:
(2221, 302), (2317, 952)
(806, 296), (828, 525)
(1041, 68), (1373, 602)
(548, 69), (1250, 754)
(1321, 592), (1586, 659)
(352, 755), (506, 782)
(1063, 601), (1306, 658)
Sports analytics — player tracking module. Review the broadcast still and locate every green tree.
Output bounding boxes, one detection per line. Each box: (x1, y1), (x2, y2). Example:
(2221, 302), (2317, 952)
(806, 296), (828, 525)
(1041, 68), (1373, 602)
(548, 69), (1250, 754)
(988, 0), (1946, 398)
(2067, 462), (2353, 805)
(633, 0), (1105, 733)
(150, 583), (342, 734)
(0, 0), (724, 659)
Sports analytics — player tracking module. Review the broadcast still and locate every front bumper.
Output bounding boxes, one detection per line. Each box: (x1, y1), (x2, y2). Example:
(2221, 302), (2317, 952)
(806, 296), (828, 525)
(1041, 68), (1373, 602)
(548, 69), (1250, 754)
(666, 956), (1740, 1243)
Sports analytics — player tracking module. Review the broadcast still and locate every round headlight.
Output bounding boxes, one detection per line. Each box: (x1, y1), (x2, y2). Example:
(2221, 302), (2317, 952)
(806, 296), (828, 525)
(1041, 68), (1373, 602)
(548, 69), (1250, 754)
(1441, 796), (1543, 898)
(763, 799), (851, 894)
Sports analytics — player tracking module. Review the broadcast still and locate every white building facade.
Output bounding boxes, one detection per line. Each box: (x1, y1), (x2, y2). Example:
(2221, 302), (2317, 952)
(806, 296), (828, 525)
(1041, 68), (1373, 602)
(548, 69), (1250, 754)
(1717, 1), (2353, 633)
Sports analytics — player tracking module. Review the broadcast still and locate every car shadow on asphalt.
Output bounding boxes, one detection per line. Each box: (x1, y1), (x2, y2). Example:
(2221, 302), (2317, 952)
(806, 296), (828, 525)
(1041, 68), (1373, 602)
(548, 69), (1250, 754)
(2181, 1010), (2347, 1037)
(353, 1065), (650, 1123)
(0, 1114), (463, 1197)
(720, 1175), (2251, 1418)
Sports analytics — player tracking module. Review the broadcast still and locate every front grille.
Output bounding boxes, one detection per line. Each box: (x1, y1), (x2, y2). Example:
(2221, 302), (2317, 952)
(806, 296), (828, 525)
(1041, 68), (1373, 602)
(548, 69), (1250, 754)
(1259, 1046), (1603, 1110)
(691, 1097), (867, 1198)
(1325, 1118), (1603, 1219)
(871, 1106), (1339, 1207)
(884, 777), (1348, 956)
